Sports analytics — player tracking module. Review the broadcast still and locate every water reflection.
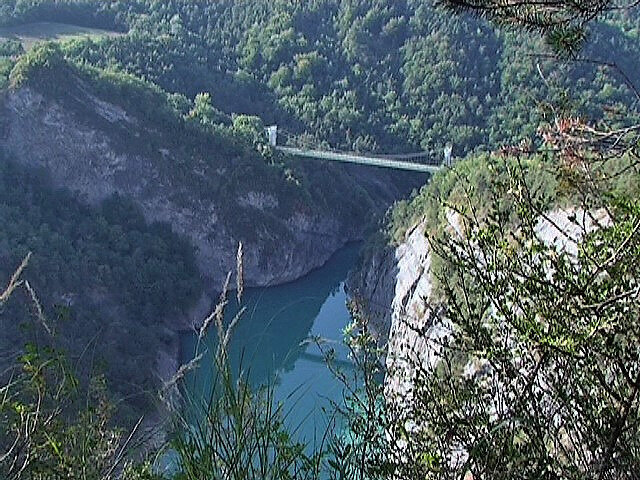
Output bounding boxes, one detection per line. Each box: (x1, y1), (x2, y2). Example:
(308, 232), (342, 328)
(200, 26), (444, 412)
(181, 244), (360, 440)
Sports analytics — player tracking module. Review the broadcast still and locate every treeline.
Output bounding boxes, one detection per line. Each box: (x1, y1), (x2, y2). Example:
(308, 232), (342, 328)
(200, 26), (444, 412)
(3, 0), (638, 159)
(0, 0), (128, 30)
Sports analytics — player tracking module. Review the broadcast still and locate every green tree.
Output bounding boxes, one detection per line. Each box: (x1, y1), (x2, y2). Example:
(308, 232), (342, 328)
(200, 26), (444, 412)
(409, 152), (639, 478)
(187, 92), (226, 126)
(340, 0), (640, 476)
(439, 0), (635, 53)
(232, 114), (270, 155)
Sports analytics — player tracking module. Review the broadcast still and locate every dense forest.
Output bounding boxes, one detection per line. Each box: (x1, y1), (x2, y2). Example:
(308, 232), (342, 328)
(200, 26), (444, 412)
(0, 157), (202, 419)
(1, 0), (638, 158)
(0, 0), (639, 478)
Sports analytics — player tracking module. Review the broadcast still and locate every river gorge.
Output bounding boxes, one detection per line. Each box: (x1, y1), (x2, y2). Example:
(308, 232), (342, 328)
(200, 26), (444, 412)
(180, 244), (360, 443)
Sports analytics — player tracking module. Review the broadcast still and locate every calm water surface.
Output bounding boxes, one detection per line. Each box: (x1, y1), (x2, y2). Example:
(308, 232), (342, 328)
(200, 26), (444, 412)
(180, 244), (360, 442)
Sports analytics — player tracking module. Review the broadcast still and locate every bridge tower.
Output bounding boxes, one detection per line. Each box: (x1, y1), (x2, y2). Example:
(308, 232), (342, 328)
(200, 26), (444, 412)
(266, 125), (278, 147)
(444, 143), (453, 167)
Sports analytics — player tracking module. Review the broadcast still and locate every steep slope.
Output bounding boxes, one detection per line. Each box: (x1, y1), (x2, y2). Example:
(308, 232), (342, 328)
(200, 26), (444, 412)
(349, 217), (436, 396)
(0, 45), (419, 289)
(348, 151), (637, 400)
(0, 45), (422, 422)
(348, 154), (560, 394)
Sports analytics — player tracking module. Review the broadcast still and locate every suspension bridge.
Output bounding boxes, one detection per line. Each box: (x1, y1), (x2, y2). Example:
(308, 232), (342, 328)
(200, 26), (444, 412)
(266, 126), (449, 174)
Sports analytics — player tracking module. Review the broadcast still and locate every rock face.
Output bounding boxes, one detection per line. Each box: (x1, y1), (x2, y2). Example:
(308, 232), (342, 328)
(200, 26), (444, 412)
(349, 207), (611, 398)
(346, 241), (398, 338)
(347, 220), (433, 341)
(348, 219), (444, 397)
(0, 86), (376, 288)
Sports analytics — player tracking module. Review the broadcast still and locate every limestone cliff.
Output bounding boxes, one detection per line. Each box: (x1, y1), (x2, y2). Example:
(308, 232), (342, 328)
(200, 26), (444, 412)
(347, 218), (442, 396)
(349, 206), (611, 398)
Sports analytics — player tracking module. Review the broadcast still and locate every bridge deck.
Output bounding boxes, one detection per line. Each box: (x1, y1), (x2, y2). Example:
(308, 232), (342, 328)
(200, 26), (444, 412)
(276, 146), (441, 173)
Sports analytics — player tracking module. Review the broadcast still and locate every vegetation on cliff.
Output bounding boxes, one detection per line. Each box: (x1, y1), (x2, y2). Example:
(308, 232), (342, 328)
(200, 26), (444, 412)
(0, 0), (639, 478)
(365, 146), (640, 478)
(0, 157), (202, 419)
(349, 0), (640, 477)
(4, 41), (385, 237)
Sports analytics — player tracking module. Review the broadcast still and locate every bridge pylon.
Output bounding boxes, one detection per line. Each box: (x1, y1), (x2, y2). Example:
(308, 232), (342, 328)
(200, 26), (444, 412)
(266, 125), (278, 147)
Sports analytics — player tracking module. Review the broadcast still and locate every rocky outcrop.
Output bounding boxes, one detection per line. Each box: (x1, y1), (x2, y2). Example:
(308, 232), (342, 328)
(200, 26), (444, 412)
(348, 218), (445, 397)
(346, 241), (398, 338)
(0, 86), (386, 289)
(349, 206), (612, 399)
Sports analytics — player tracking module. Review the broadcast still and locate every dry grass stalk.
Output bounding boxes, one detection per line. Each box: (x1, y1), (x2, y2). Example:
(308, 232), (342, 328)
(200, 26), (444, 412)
(218, 306), (246, 364)
(236, 242), (244, 305)
(216, 272), (232, 344)
(198, 300), (227, 342)
(194, 272), (232, 356)
(23, 280), (52, 337)
(0, 252), (31, 304)
(161, 353), (204, 397)
(171, 241), (247, 402)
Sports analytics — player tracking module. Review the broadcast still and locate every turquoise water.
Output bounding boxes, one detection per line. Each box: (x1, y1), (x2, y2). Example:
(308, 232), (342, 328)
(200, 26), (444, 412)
(180, 244), (360, 443)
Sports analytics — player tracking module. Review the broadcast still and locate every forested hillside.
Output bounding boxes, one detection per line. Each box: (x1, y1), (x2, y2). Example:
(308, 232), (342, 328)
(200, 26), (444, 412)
(0, 0), (638, 465)
(0, 157), (202, 420)
(1, 0), (638, 159)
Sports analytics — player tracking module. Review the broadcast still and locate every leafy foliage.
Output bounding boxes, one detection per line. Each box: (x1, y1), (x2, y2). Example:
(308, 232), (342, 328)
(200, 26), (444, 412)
(0, 257), (158, 480)
(0, 38), (23, 56)
(418, 155), (640, 478)
(4, 0), (636, 160)
(438, 0), (620, 54)
(344, 146), (640, 479)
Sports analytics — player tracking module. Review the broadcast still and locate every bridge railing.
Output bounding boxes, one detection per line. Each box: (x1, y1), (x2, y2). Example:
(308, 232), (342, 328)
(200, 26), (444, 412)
(275, 128), (444, 168)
